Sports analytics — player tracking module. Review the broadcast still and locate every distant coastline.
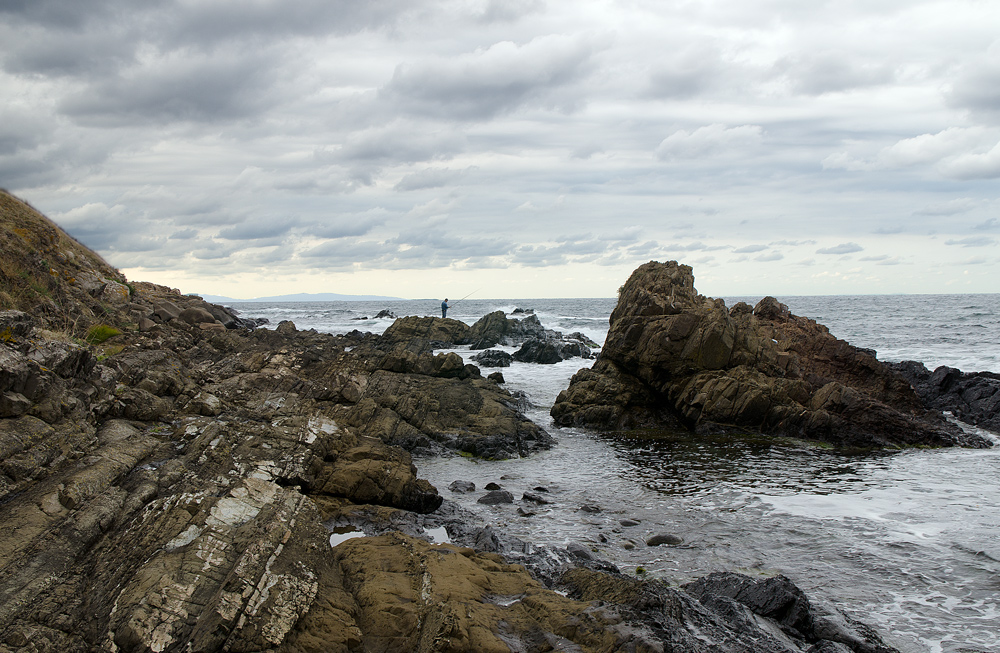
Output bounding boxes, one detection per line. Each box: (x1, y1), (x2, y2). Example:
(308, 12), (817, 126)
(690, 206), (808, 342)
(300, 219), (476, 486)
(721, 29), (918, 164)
(199, 292), (407, 303)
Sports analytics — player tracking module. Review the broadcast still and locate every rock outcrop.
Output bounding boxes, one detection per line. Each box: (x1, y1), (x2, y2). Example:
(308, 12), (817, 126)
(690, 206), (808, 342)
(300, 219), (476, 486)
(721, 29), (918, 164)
(551, 260), (990, 448)
(889, 360), (1000, 433)
(0, 195), (906, 652)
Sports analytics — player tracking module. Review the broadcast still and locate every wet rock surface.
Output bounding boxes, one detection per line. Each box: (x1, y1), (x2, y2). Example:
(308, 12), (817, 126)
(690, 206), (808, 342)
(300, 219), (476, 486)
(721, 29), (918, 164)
(551, 260), (991, 449)
(889, 360), (1000, 433)
(0, 196), (906, 652)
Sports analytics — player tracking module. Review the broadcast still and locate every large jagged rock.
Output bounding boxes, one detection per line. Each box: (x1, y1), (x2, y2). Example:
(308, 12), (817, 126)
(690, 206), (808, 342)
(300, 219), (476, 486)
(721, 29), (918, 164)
(551, 261), (989, 448)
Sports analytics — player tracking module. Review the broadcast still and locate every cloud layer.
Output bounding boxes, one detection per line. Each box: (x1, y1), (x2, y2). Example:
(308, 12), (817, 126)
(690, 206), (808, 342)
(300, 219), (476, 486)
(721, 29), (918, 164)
(2, 0), (998, 298)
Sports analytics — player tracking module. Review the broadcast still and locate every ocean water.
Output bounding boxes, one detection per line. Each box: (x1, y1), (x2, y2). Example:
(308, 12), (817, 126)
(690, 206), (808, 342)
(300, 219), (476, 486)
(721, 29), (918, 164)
(230, 294), (1000, 653)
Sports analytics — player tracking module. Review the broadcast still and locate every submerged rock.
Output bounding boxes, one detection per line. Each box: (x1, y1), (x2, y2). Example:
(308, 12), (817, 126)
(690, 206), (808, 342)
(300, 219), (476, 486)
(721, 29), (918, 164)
(551, 260), (989, 449)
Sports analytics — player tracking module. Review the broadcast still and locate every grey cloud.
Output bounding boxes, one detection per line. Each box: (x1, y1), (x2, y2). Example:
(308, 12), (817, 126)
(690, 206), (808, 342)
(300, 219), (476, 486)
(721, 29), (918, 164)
(336, 125), (467, 164)
(512, 245), (569, 267)
(655, 124), (764, 160)
(0, 25), (136, 77)
(769, 239), (816, 246)
(379, 34), (597, 120)
(59, 48), (282, 125)
(816, 242), (863, 255)
(944, 236), (997, 247)
(170, 228), (198, 239)
(217, 218), (300, 241)
(733, 244), (768, 253)
(974, 218), (998, 231)
(478, 0), (543, 23)
(310, 217), (383, 239)
(646, 46), (733, 100)
(776, 52), (894, 96)
(0, 0), (126, 30)
(394, 167), (466, 191)
(755, 251), (783, 262)
(948, 59), (1000, 121)
(161, 0), (414, 46)
(915, 198), (978, 216)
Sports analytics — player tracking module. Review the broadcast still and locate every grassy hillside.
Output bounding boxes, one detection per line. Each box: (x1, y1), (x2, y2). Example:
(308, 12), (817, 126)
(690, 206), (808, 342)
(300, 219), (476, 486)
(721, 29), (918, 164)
(0, 189), (128, 333)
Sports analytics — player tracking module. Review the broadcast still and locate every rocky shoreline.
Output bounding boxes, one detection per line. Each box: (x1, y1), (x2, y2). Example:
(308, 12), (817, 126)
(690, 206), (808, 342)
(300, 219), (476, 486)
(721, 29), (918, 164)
(3, 191), (991, 651)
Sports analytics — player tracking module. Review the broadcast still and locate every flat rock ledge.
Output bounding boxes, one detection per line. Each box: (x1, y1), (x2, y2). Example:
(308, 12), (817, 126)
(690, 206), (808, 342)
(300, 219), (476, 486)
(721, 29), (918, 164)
(551, 260), (992, 449)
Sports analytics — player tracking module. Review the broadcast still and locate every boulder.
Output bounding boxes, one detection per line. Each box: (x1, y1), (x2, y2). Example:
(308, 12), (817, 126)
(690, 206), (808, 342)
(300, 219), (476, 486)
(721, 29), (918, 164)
(471, 349), (513, 367)
(551, 260), (988, 449)
(889, 361), (1000, 434)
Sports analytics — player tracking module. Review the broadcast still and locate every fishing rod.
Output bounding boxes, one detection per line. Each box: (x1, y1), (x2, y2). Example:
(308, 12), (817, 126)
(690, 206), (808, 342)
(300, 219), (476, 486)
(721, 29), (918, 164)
(449, 289), (479, 308)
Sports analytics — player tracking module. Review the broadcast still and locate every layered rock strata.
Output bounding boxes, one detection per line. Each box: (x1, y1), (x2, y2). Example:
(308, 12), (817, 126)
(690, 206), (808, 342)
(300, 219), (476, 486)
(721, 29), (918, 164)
(551, 260), (990, 448)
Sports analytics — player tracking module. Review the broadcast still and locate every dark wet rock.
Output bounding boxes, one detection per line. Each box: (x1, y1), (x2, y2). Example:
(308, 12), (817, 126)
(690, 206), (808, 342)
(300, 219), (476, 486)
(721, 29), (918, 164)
(552, 260), (990, 449)
(889, 360), (1000, 434)
(513, 337), (593, 364)
(620, 518), (641, 527)
(477, 489), (514, 504)
(484, 482), (503, 490)
(579, 504), (601, 513)
(374, 309), (396, 319)
(487, 371), (505, 384)
(470, 349), (513, 367)
(517, 507), (536, 517)
(512, 307), (534, 315)
(448, 480), (476, 493)
(647, 533), (683, 546)
(522, 492), (551, 504)
(566, 542), (594, 560)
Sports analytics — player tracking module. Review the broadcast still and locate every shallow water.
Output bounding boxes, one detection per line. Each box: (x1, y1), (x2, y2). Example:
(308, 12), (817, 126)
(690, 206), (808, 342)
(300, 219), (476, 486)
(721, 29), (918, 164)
(232, 294), (1000, 653)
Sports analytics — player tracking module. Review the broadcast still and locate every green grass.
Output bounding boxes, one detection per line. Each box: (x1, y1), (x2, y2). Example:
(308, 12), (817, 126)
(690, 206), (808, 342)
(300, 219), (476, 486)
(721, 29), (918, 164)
(85, 324), (122, 344)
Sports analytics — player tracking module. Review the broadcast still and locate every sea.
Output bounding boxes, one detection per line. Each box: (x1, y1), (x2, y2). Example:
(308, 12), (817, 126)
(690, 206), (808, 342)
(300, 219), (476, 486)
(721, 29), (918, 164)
(229, 294), (1000, 653)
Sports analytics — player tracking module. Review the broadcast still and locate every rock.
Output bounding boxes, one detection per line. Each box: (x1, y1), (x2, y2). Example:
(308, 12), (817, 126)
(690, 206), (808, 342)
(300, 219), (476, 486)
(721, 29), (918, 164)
(484, 482), (502, 490)
(522, 492), (551, 504)
(487, 371), (505, 384)
(579, 504), (601, 513)
(374, 309), (396, 319)
(551, 260), (989, 449)
(566, 542), (594, 560)
(470, 349), (513, 367)
(889, 360), (1000, 434)
(0, 194), (909, 653)
(477, 489), (514, 504)
(620, 518), (640, 527)
(647, 533), (683, 546)
(448, 480), (476, 493)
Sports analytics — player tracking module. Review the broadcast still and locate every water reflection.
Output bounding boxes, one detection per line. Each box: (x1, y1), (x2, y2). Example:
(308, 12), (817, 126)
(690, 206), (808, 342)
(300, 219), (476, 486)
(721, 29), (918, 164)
(596, 429), (899, 497)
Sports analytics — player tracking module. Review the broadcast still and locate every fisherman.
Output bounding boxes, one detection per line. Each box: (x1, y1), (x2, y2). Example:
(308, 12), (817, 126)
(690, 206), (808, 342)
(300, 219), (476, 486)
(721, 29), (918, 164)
(441, 298), (449, 318)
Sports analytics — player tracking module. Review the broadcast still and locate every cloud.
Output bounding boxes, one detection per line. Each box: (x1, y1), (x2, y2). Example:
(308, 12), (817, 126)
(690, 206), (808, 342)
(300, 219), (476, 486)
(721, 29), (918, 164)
(58, 48), (284, 125)
(776, 51), (895, 95)
(938, 140), (1000, 180)
(914, 198), (978, 216)
(3, 0), (1000, 297)
(379, 34), (598, 120)
(655, 124), (764, 161)
(394, 167), (466, 191)
(816, 242), (863, 255)
(944, 236), (997, 248)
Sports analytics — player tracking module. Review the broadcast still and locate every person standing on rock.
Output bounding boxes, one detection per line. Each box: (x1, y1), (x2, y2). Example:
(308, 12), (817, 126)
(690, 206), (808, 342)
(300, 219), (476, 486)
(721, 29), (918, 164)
(441, 298), (449, 318)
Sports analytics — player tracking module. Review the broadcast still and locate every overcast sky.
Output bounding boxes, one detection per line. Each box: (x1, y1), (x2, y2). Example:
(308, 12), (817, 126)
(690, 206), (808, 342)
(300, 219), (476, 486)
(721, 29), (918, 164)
(2, 0), (998, 299)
